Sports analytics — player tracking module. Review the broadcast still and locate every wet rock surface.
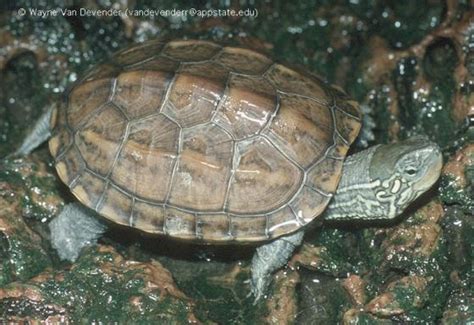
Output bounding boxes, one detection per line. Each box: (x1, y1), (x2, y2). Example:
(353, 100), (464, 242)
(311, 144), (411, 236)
(0, 245), (198, 323)
(1, 0), (472, 323)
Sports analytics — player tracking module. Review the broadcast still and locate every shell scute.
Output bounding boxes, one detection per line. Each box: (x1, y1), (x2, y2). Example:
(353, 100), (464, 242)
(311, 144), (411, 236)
(164, 73), (224, 127)
(110, 114), (180, 202)
(112, 70), (172, 119)
(213, 74), (277, 140)
(226, 137), (303, 214)
(168, 124), (234, 211)
(74, 104), (127, 177)
(263, 94), (334, 169)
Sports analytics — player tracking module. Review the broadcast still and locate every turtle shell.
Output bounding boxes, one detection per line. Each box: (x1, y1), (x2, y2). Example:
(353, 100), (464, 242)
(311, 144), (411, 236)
(49, 40), (361, 243)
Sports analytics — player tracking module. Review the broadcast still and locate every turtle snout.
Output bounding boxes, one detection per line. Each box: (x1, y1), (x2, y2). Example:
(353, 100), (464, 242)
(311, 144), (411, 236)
(416, 143), (443, 192)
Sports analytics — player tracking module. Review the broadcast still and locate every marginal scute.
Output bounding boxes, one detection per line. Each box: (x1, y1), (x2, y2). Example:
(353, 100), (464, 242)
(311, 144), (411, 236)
(110, 114), (179, 202)
(49, 104), (58, 129)
(164, 207), (196, 239)
(53, 102), (67, 128)
(267, 206), (300, 238)
(179, 61), (229, 83)
(327, 136), (350, 160)
(329, 84), (349, 100)
(230, 215), (267, 241)
(263, 94), (333, 168)
(289, 186), (330, 224)
(49, 133), (61, 158)
(227, 137), (302, 214)
(80, 64), (120, 83)
(124, 55), (179, 73)
(113, 40), (164, 66)
(98, 184), (132, 225)
(163, 40), (222, 61)
(334, 107), (361, 144)
(133, 201), (165, 233)
(50, 105), (72, 158)
(67, 78), (112, 130)
(55, 146), (84, 186)
(49, 128), (72, 158)
(215, 47), (272, 74)
(75, 104), (127, 176)
(214, 74), (277, 139)
(70, 170), (105, 209)
(49, 129), (72, 159)
(196, 214), (231, 241)
(306, 158), (343, 194)
(337, 98), (361, 120)
(113, 70), (172, 119)
(169, 124), (233, 211)
(265, 64), (330, 103)
(164, 73), (224, 127)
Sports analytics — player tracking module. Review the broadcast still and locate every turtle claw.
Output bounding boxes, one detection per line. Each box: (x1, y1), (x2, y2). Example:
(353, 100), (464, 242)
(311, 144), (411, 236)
(244, 276), (268, 303)
(249, 275), (270, 304)
(245, 288), (253, 300)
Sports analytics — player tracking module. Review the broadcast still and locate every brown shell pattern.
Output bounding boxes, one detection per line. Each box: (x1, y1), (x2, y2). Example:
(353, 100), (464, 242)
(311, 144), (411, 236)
(49, 40), (361, 243)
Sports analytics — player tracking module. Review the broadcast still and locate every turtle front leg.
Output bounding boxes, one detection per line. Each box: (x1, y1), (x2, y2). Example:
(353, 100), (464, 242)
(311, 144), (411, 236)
(14, 105), (53, 156)
(49, 203), (106, 262)
(250, 230), (304, 301)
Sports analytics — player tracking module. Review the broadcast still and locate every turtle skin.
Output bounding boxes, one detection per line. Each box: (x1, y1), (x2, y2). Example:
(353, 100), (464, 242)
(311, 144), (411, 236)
(48, 39), (362, 243)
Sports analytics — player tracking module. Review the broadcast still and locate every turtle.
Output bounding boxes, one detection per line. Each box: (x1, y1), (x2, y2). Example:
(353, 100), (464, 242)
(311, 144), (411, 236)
(16, 39), (443, 300)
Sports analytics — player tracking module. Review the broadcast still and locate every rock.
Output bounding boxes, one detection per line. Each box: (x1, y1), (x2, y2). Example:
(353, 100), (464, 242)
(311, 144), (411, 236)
(440, 144), (474, 213)
(441, 206), (472, 280)
(366, 276), (428, 318)
(265, 267), (299, 324)
(0, 245), (198, 323)
(0, 158), (53, 286)
(382, 222), (442, 259)
(342, 275), (367, 306)
(342, 308), (393, 325)
(441, 288), (474, 324)
(296, 271), (351, 324)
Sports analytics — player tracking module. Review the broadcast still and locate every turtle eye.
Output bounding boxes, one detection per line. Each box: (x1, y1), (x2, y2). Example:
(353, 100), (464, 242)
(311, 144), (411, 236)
(404, 166), (417, 176)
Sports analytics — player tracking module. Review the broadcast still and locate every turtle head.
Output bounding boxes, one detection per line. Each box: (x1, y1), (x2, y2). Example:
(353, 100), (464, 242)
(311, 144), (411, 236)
(325, 136), (442, 221)
(369, 136), (443, 217)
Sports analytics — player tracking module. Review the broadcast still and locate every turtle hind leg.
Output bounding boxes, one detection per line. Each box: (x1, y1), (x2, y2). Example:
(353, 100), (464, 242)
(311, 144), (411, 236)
(49, 203), (106, 262)
(14, 105), (53, 156)
(250, 230), (304, 301)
